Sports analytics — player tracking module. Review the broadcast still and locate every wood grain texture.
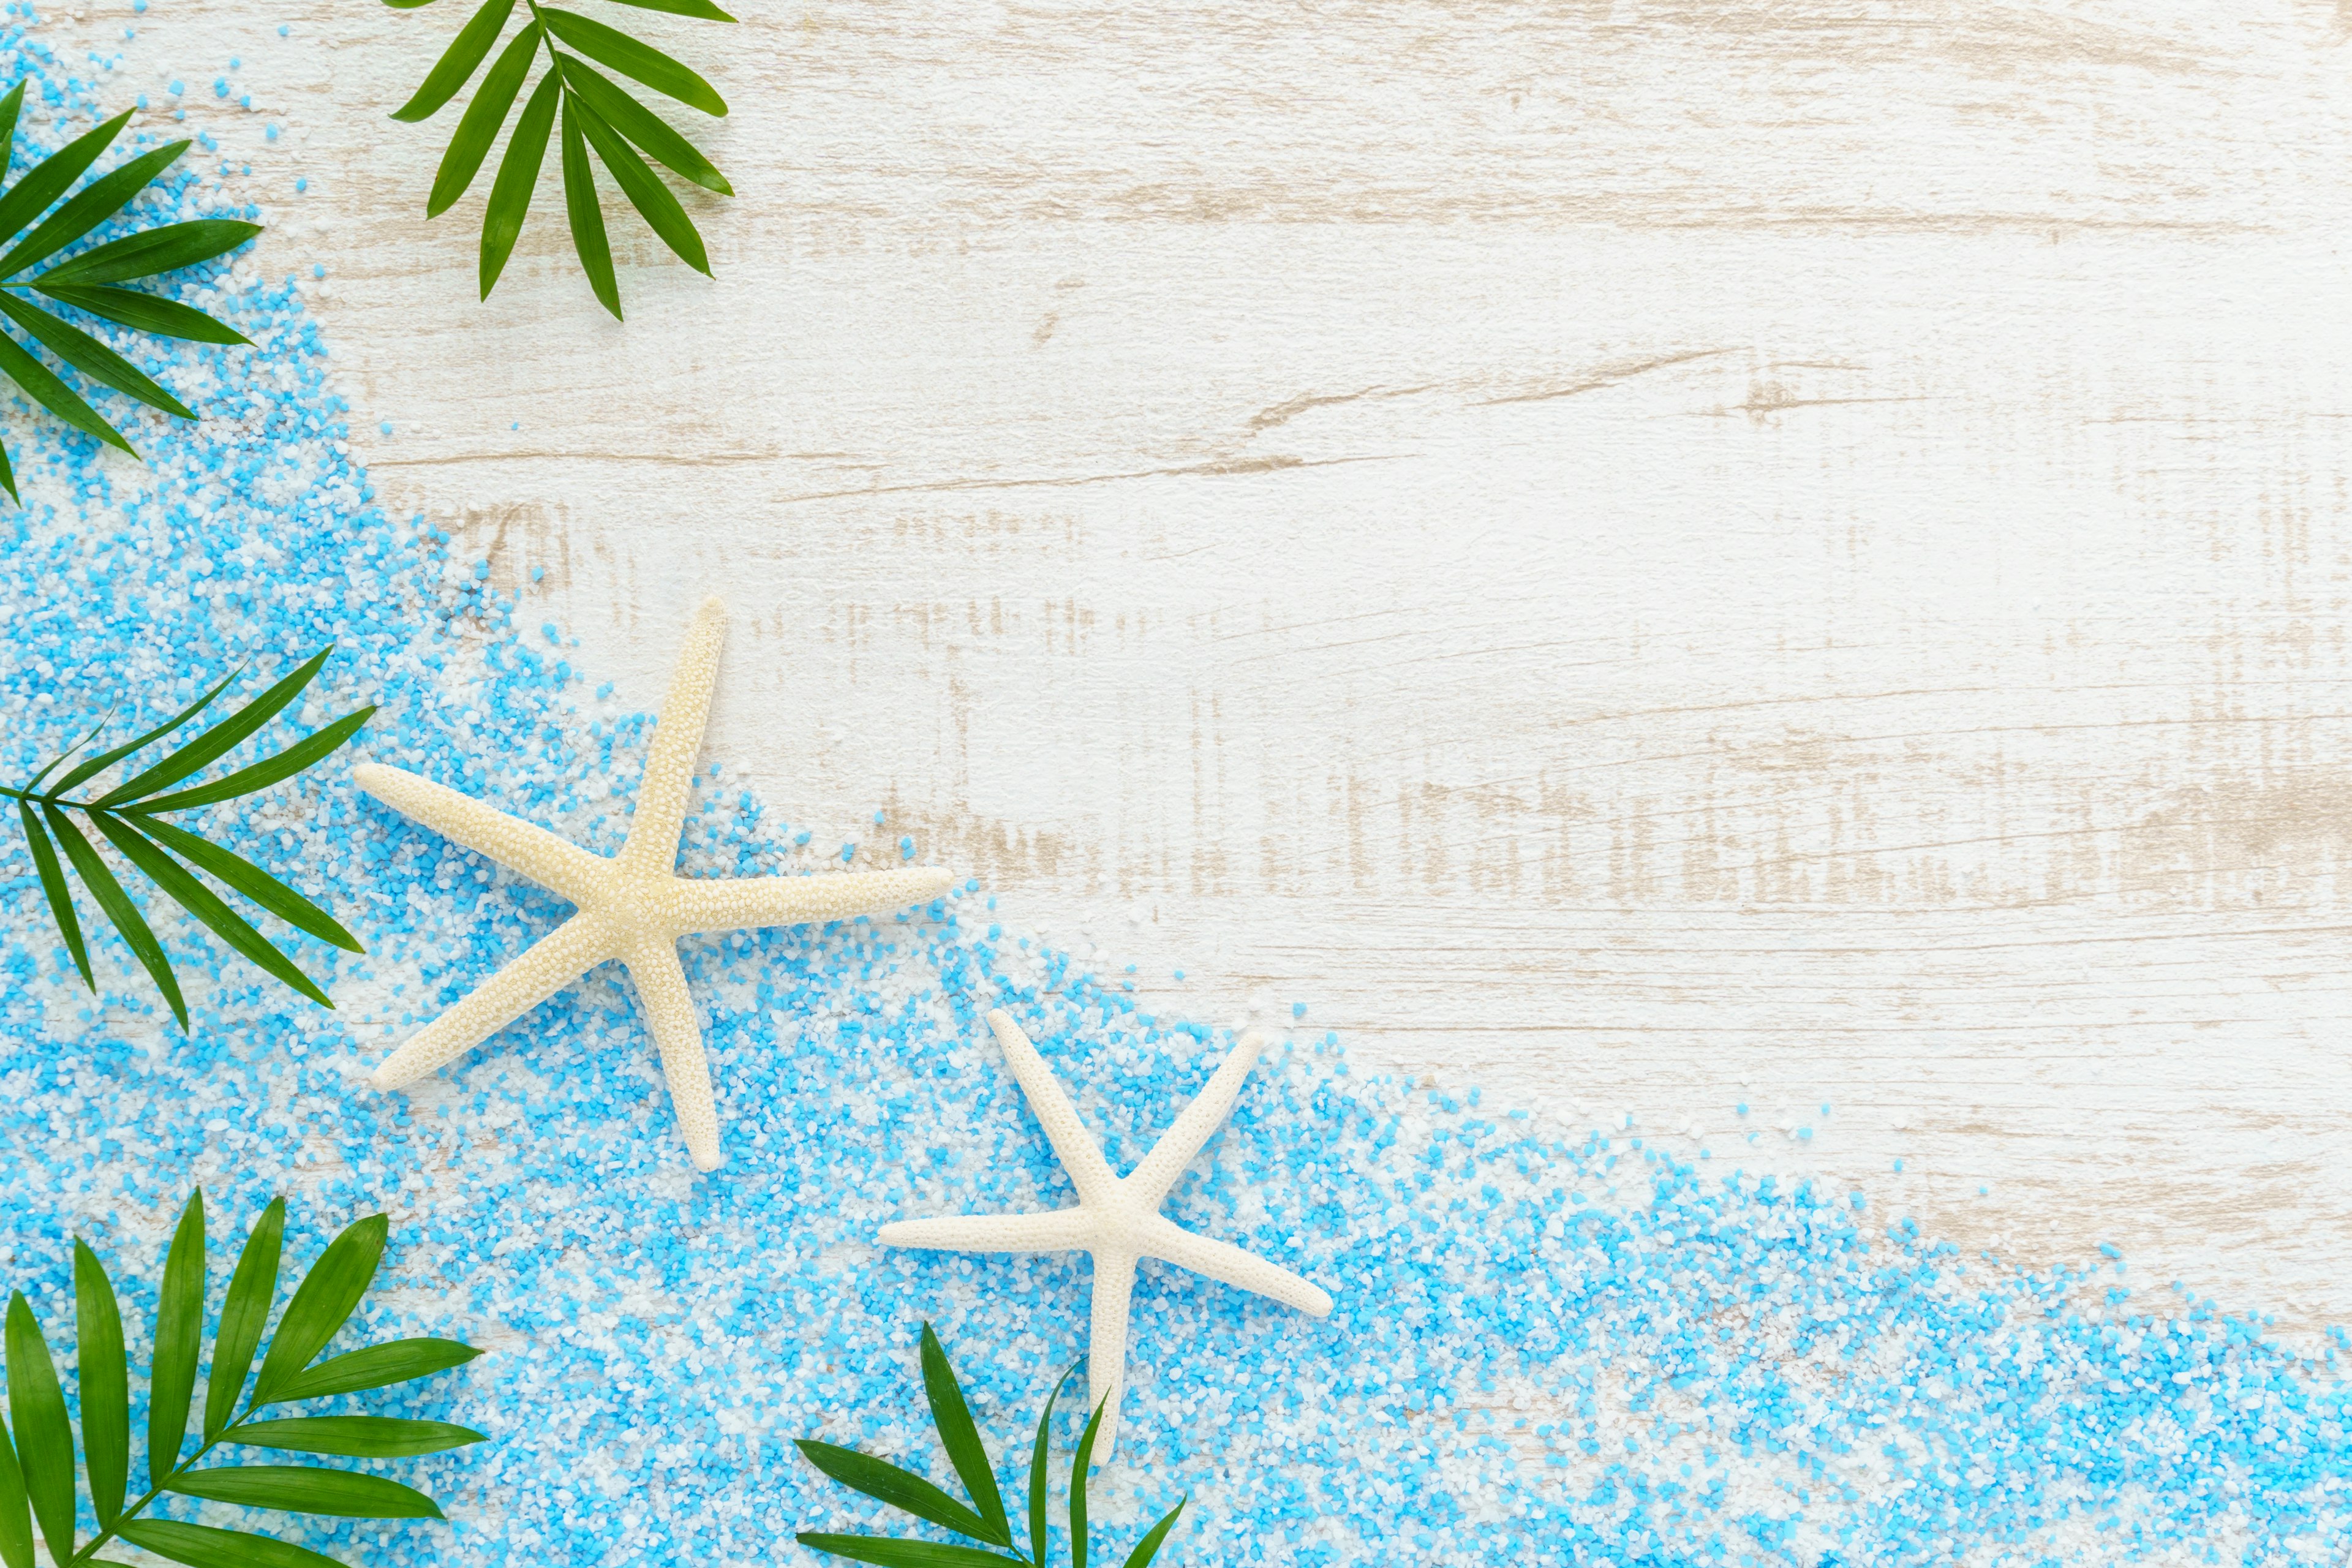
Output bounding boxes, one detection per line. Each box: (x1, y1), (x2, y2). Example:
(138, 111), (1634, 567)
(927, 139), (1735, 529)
(59, 1), (2352, 1325)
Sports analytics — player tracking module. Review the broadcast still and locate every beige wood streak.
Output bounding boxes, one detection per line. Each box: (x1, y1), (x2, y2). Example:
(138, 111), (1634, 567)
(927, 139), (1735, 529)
(63, 1), (2352, 1327)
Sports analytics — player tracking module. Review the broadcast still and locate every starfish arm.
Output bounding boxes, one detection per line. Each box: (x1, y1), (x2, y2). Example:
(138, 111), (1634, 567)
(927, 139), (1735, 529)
(354, 763), (611, 906)
(668, 864), (956, 936)
(1085, 1249), (1137, 1463)
(617, 597), (726, 880)
(985, 1010), (1120, 1204)
(1144, 1217), (1335, 1317)
(1125, 1030), (1272, 1204)
(617, 938), (726, 1171)
(371, 913), (614, 1089)
(876, 1208), (1094, 1253)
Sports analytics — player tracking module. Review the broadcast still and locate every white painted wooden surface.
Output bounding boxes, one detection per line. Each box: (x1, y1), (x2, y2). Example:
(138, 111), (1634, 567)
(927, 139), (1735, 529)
(67, 0), (2352, 1326)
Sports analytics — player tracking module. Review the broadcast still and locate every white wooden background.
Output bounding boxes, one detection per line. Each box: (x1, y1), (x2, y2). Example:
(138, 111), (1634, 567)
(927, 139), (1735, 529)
(67, 0), (2352, 1330)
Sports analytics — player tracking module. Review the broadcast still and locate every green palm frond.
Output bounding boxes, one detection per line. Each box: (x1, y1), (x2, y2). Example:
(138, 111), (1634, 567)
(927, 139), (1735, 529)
(0, 80), (258, 503)
(0, 1189), (486, 1568)
(5, 646), (374, 1030)
(386, 0), (734, 319)
(795, 1324), (1188, 1568)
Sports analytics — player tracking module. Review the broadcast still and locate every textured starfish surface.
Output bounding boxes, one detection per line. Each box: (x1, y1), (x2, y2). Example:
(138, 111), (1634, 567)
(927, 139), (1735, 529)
(355, 597), (952, 1170)
(881, 1008), (1335, 1457)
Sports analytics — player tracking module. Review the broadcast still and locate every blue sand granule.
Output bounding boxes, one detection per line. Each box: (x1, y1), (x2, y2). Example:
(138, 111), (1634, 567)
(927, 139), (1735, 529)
(0, 34), (2346, 1568)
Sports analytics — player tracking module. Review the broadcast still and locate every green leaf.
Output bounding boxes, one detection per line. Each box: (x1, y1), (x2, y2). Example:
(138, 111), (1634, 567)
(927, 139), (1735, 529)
(384, 0), (442, 8)
(1027, 1363), (1074, 1568)
(428, 21), (541, 217)
(573, 100), (708, 275)
(480, 68), (560, 300)
(1119, 1501), (1185, 1568)
(167, 1464), (443, 1520)
(0, 429), (17, 502)
(227, 1417), (486, 1459)
(539, 8), (725, 116)
(252, 1215), (387, 1403)
(73, 1240), (130, 1528)
(274, 1338), (481, 1402)
(117, 1519), (349, 1568)
(595, 0), (736, 19)
(918, 1324), (1010, 1548)
(3, 1294), (72, 1567)
(1069, 1395), (1109, 1568)
(0, 1193), (478, 1568)
(50, 666), (239, 797)
(0, 1415), (31, 1568)
(37, 219), (259, 287)
(149, 1188), (208, 1488)
(0, 291), (195, 421)
(791, 1538), (1026, 1568)
(795, 1441), (993, 1545)
(0, 140), (187, 279)
(0, 81), (28, 181)
(17, 799), (91, 989)
(84, 812), (333, 1008)
(558, 96), (618, 319)
(0, 328), (135, 454)
(0, 110), (130, 249)
(43, 802), (185, 1027)
(37, 284), (251, 345)
(391, 0), (518, 122)
(134, 815), (363, 954)
(96, 646), (327, 807)
(205, 1197), (285, 1443)
(8, 650), (369, 1020)
(121, 706), (376, 815)
(559, 57), (730, 194)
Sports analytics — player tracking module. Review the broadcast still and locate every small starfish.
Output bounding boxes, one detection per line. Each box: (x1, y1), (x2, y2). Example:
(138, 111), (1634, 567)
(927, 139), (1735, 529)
(880, 1008), (1334, 1458)
(355, 597), (951, 1171)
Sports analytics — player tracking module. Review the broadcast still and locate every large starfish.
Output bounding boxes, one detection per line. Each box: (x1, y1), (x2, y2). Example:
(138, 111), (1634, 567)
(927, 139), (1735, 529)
(880, 1008), (1334, 1458)
(355, 597), (950, 1171)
